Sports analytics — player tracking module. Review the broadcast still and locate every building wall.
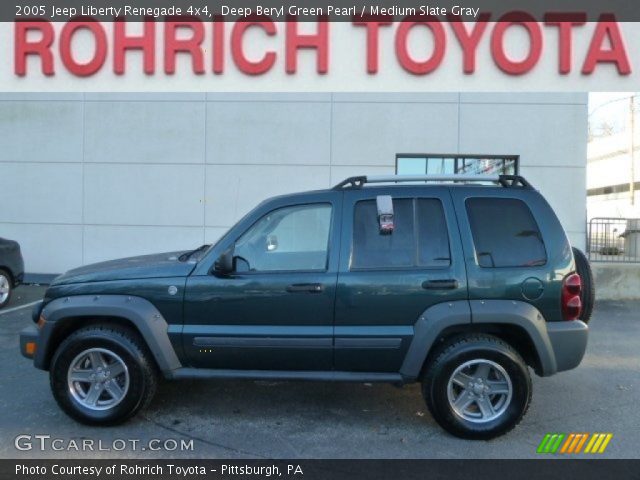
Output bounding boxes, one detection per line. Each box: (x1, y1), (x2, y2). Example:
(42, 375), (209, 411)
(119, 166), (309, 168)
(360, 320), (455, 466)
(587, 132), (640, 219)
(0, 92), (588, 275)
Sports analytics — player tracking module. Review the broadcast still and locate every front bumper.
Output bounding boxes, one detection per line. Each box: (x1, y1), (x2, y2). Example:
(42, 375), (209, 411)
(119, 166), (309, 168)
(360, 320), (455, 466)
(546, 320), (589, 373)
(19, 325), (40, 360)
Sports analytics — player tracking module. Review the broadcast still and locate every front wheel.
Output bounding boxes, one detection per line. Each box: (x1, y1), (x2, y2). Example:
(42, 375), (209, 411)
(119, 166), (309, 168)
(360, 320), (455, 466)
(50, 325), (158, 425)
(422, 334), (532, 439)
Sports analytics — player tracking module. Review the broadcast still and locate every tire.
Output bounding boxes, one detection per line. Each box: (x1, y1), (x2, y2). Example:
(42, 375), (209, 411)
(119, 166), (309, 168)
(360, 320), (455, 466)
(50, 325), (158, 426)
(572, 247), (595, 324)
(0, 269), (12, 309)
(422, 334), (532, 440)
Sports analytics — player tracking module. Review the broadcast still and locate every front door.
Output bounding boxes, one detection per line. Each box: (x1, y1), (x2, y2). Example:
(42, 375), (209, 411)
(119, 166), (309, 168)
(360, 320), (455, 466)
(334, 187), (467, 372)
(183, 195), (341, 371)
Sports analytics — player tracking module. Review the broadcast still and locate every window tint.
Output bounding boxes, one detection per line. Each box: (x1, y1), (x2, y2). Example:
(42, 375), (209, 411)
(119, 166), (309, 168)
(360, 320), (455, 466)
(466, 198), (547, 268)
(416, 199), (451, 267)
(234, 204), (332, 272)
(352, 198), (450, 269)
(352, 199), (414, 268)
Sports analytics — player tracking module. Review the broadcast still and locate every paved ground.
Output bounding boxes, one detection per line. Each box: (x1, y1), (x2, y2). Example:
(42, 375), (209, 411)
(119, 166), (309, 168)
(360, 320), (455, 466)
(0, 286), (637, 459)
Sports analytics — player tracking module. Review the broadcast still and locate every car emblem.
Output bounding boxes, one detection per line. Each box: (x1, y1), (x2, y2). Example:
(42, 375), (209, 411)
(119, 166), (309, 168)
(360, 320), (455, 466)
(168, 286), (178, 296)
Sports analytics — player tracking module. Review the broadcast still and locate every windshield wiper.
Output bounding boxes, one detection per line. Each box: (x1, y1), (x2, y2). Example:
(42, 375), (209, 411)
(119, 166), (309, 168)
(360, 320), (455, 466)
(178, 244), (210, 262)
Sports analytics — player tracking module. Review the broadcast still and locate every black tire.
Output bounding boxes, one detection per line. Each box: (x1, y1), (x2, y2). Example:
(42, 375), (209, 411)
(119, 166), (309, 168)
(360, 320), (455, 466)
(0, 268), (12, 309)
(50, 325), (158, 426)
(572, 247), (595, 324)
(422, 334), (532, 440)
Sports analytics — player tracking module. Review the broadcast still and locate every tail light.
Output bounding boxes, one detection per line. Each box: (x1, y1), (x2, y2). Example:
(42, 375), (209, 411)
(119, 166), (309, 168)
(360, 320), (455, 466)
(562, 273), (582, 320)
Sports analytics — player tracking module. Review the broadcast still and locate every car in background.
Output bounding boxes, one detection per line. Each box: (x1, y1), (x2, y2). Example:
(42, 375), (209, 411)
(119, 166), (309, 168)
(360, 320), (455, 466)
(0, 237), (24, 308)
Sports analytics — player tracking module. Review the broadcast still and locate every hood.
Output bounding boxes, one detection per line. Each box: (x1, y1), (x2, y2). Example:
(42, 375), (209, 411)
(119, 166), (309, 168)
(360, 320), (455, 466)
(52, 251), (198, 286)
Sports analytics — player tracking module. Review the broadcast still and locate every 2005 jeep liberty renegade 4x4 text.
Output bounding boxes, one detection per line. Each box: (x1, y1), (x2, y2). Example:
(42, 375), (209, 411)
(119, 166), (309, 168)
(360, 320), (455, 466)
(20, 174), (593, 439)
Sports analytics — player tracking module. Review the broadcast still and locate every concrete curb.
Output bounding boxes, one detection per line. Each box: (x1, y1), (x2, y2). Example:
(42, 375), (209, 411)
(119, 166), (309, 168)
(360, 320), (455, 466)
(592, 262), (640, 301)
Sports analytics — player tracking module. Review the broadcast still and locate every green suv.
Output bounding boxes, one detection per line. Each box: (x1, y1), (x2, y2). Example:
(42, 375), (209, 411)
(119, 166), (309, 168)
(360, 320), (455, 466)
(20, 174), (593, 439)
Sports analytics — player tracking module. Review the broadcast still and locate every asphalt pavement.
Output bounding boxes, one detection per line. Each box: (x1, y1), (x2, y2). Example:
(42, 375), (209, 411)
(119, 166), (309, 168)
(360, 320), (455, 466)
(0, 286), (637, 459)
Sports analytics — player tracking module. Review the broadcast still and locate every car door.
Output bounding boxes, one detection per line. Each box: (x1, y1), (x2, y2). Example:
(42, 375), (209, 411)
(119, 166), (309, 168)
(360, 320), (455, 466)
(182, 193), (341, 371)
(334, 187), (467, 372)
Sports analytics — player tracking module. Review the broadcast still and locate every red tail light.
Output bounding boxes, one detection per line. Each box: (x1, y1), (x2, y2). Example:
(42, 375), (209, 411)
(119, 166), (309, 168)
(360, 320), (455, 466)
(562, 273), (582, 320)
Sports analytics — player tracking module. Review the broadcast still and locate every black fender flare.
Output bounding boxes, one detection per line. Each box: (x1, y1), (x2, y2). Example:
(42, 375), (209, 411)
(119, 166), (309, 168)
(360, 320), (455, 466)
(35, 295), (182, 374)
(400, 299), (562, 379)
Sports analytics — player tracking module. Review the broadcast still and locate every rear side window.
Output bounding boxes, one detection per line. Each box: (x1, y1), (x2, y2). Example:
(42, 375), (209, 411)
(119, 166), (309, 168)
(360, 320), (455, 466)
(466, 198), (547, 268)
(352, 198), (450, 269)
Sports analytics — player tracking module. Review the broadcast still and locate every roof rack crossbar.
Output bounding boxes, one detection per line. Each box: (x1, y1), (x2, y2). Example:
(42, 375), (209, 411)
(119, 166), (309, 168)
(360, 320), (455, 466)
(332, 174), (533, 190)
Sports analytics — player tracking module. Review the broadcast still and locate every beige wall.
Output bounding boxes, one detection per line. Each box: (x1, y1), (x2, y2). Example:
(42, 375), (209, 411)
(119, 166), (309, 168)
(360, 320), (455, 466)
(0, 92), (587, 274)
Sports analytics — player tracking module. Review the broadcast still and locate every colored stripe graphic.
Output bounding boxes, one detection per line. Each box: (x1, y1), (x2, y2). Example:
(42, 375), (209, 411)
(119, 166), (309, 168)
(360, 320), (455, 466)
(538, 433), (613, 454)
(574, 433), (589, 453)
(585, 433), (614, 454)
(537, 434), (552, 453)
(597, 433), (614, 453)
(537, 433), (565, 453)
(560, 433), (588, 453)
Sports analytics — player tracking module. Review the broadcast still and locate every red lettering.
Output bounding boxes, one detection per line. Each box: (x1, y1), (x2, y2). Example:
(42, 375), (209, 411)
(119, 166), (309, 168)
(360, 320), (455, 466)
(212, 17), (224, 74)
(231, 17), (277, 75)
(114, 17), (155, 75)
(285, 16), (329, 74)
(14, 21), (54, 76)
(491, 12), (543, 75)
(352, 16), (393, 74)
(164, 17), (205, 74)
(544, 13), (586, 74)
(60, 18), (107, 77)
(395, 18), (446, 75)
(448, 13), (491, 74)
(582, 14), (631, 75)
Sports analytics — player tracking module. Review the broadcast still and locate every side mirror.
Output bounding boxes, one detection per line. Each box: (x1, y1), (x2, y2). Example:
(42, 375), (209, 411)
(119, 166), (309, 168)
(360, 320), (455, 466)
(214, 248), (234, 274)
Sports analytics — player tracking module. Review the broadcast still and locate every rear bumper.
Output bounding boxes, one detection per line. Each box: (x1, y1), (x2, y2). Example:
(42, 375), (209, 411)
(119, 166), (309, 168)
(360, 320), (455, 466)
(19, 325), (40, 360)
(546, 320), (589, 373)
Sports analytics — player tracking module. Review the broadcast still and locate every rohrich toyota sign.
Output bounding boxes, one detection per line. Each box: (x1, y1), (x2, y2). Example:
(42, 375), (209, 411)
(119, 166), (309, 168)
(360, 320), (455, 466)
(6, 15), (640, 90)
(14, 12), (631, 77)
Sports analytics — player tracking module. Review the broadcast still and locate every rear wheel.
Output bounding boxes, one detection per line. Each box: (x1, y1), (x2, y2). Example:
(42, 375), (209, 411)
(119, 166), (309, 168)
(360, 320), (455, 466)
(422, 334), (532, 440)
(572, 247), (595, 324)
(50, 325), (158, 425)
(0, 269), (12, 309)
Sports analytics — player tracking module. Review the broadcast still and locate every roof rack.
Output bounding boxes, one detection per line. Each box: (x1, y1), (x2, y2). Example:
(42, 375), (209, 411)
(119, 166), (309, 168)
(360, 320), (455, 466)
(332, 174), (533, 190)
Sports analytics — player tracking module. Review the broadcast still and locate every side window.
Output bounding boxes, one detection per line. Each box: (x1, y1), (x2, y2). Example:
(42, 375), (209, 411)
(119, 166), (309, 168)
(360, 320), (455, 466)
(416, 199), (451, 267)
(352, 198), (450, 269)
(234, 204), (332, 272)
(352, 199), (415, 268)
(466, 198), (547, 268)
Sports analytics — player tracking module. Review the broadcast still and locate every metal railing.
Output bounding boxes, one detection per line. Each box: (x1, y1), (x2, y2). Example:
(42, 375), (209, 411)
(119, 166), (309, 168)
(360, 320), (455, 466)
(587, 217), (640, 263)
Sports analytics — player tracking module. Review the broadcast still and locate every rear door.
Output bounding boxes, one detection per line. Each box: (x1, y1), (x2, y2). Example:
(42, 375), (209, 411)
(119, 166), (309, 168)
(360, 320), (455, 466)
(334, 187), (467, 372)
(450, 187), (568, 322)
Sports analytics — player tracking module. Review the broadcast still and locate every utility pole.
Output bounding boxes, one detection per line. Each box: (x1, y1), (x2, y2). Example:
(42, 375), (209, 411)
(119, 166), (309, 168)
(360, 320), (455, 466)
(630, 96), (636, 205)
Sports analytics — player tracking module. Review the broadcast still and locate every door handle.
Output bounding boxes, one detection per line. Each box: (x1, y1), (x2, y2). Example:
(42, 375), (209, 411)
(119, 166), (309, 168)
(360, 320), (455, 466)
(422, 279), (459, 290)
(286, 283), (324, 293)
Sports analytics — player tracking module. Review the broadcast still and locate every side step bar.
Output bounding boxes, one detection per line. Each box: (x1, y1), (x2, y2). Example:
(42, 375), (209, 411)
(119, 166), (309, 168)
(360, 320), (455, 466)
(167, 368), (406, 383)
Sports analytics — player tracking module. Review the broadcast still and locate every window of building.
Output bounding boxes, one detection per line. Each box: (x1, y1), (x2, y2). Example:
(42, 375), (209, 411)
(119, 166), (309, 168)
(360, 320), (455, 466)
(396, 155), (518, 176)
(352, 198), (450, 269)
(234, 203), (332, 272)
(466, 198), (547, 268)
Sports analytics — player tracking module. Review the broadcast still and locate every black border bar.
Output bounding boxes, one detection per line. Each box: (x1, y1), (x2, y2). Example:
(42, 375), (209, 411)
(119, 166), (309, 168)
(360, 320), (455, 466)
(4, 459), (640, 480)
(8, 0), (640, 22)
